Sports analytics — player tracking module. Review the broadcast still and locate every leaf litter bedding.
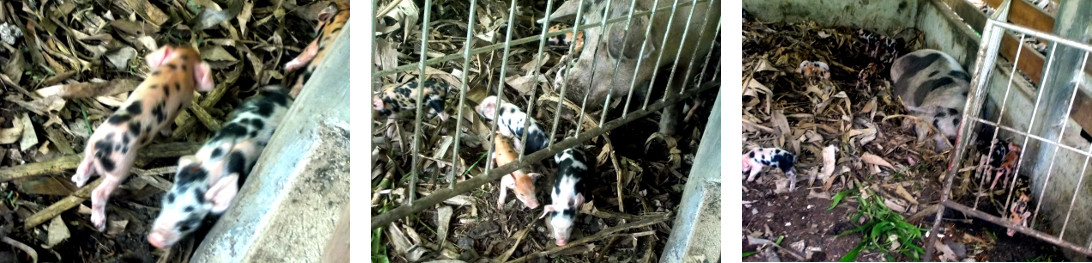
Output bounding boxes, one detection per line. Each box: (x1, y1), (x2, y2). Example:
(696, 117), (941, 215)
(740, 14), (1070, 261)
(370, 0), (720, 262)
(0, 0), (336, 262)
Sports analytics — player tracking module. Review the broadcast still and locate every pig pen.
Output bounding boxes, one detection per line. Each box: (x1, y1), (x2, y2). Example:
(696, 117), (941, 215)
(0, 1), (339, 262)
(743, 0), (1090, 261)
(370, 0), (720, 262)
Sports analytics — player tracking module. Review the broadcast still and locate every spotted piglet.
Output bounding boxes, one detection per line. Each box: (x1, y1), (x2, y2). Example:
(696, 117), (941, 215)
(475, 96), (550, 155)
(742, 148), (798, 191)
(71, 44), (214, 231)
(493, 134), (542, 210)
(373, 79), (450, 122)
(540, 147), (588, 247)
(147, 85), (292, 249)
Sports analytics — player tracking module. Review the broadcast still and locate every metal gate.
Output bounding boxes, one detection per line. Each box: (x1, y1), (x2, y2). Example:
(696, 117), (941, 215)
(925, 0), (1092, 259)
(369, 0), (722, 228)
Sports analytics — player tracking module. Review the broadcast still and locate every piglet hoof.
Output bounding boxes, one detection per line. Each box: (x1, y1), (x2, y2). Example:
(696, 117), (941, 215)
(91, 211), (107, 232)
(71, 174), (88, 188)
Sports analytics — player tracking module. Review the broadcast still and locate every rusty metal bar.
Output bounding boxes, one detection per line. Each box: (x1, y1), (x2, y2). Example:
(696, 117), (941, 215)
(547, 0), (591, 147)
(373, 0), (710, 79)
(449, 0), (480, 189)
(409, 0), (436, 204)
(942, 200), (1092, 257)
(926, 1), (1011, 258)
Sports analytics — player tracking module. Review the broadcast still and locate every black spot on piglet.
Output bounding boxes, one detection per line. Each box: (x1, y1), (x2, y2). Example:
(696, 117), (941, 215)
(226, 151), (249, 182)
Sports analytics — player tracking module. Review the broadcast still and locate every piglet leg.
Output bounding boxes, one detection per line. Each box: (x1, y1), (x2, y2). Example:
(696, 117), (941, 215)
(285, 39), (320, 73)
(72, 156), (96, 188)
(90, 176), (123, 231)
(498, 175), (515, 209)
(746, 163), (763, 182)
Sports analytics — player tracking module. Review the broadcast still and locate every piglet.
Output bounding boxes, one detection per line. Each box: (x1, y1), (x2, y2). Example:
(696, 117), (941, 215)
(71, 44), (214, 231)
(493, 134), (541, 209)
(540, 147), (588, 247)
(475, 96), (550, 155)
(373, 79), (450, 122)
(742, 148), (798, 191)
(147, 85), (292, 249)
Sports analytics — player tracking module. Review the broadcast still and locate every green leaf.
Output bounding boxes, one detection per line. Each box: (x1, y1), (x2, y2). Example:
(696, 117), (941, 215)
(743, 251), (758, 258)
(830, 190), (847, 210)
(775, 235), (784, 246)
(840, 242), (867, 262)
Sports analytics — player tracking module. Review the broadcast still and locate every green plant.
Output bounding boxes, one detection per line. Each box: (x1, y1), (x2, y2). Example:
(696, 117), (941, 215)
(372, 201), (392, 263)
(836, 185), (927, 261)
(743, 251), (758, 258)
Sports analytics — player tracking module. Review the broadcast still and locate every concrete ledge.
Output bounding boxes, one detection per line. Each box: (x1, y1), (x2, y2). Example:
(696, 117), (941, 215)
(189, 20), (352, 262)
(660, 90), (721, 263)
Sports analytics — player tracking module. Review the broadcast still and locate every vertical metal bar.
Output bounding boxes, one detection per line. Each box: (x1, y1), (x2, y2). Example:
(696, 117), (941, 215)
(1027, 43), (1061, 229)
(657, 0), (698, 101)
(595, 0), (641, 127)
(927, 14), (1007, 259)
(483, 0), (521, 178)
(1056, 51), (1090, 239)
(516, 0), (557, 162)
(694, 22), (721, 86)
(574, 0), (615, 137)
(994, 32), (1028, 219)
(409, 0), (436, 204)
(449, 0), (479, 189)
(548, 0), (590, 147)
(621, 0), (663, 118)
(677, 0), (718, 96)
(640, 0), (683, 111)
(1027, 0), (1092, 231)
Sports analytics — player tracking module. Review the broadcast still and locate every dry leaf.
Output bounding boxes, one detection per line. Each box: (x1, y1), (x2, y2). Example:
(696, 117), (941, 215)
(0, 118), (22, 144)
(771, 110), (790, 136)
(861, 152), (895, 170)
(199, 45), (238, 62)
(19, 113), (38, 151)
(44, 215), (70, 249)
(756, 59), (778, 72)
(818, 145), (837, 181)
(893, 184), (919, 205)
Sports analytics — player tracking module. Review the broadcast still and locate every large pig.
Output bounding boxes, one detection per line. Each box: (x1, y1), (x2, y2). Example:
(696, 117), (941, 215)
(146, 85), (292, 248)
(544, 0), (721, 136)
(890, 49), (971, 151)
(71, 44), (214, 231)
(540, 147), (589, 246)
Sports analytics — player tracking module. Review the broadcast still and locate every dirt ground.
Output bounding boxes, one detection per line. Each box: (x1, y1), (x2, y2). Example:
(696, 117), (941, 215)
(0, 0), (331, 262)
(742, 12), (1067, 262)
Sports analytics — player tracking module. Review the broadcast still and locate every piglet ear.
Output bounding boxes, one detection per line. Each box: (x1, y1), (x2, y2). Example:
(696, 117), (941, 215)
(145, 45), (172, 69)
(574, 193), (586, 208)
(193, 62), (215, 92)
(205, 175), (240, 214)
(318, 3), (339, 22)
(539, 204), (555, 219)
(177, 155), (198, 168)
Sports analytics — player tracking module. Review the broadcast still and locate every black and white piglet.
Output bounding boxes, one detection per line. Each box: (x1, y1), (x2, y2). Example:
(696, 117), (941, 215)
(475, 96), (550, 154)
(742, 148), (798, 191)
(890, 49), (971, 151)
(540, 147), (588, 247)
(147, 85), (292, 249)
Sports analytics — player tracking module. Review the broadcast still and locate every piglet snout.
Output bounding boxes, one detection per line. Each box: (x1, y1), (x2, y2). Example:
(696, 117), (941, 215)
(147, 228), (175, 249)
(556, 239), (567, 247)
